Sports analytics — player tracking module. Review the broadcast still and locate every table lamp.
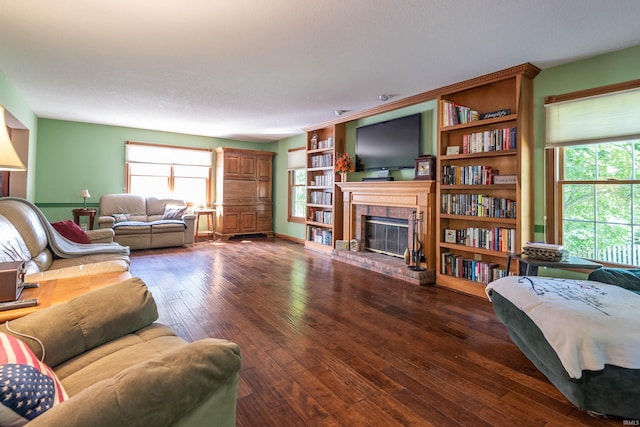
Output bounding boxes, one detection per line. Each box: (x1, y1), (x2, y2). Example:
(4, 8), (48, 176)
(80, 189), (91, 208)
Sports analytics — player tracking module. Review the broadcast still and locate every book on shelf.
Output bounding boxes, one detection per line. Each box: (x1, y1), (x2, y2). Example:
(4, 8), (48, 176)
(441, 193), (517, 219)
(441, 100), (479, 127)
(440, 252), (510, 284)
(461, 127), (516, 154)
(441, 165), (496, 185)
(442, 227), (516, 253)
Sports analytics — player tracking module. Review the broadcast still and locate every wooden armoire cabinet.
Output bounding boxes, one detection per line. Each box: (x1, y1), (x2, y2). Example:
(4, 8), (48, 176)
(214, 147), (275, 239)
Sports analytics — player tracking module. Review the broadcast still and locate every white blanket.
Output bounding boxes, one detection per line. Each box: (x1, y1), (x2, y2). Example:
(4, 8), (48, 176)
(486, 276), (640, 379)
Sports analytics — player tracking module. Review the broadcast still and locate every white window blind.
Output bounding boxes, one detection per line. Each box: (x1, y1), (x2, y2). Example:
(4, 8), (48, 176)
(545, 88), (640, 148)
(126, 142), (212, 166)
(287, 147), (306, 170)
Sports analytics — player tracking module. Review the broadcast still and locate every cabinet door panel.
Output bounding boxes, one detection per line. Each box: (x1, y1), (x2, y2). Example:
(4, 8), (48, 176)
(224, 180), (257, 203)
(239, 211), (257, 232)
(220, 211), (240, 233)
(241, 155), (257, 178)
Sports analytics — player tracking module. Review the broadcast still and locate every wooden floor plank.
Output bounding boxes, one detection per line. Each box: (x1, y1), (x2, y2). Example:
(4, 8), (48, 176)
(129, 238), (623, 426)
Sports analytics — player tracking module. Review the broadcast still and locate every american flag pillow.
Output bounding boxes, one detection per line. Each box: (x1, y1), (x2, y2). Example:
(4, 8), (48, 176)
(0, 332), (68, 426)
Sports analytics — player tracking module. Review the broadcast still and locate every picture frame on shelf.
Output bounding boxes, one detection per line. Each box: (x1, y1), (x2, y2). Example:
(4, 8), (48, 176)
(414, 155), (435, 180)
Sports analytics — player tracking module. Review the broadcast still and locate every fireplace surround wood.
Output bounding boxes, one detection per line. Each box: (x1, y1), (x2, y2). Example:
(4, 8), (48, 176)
(335, 181), (436, 285)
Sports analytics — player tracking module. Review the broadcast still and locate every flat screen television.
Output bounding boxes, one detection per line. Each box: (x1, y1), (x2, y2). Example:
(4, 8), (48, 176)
(355, 113), (422, 171)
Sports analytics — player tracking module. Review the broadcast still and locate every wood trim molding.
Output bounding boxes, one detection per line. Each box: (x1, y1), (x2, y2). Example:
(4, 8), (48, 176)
(306, 63), (541, 131)
(544, 78), (640, 105)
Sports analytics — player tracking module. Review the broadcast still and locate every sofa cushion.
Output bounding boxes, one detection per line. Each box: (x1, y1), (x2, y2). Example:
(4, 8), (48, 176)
(0, 333), (68, 426)
(0, 277), (158, 368)
(162, 205), (187, 220)
(112, 222), (151, 234)
(588, 267), (640, 293)
(55, 324), (185, 396)
(149, 220), (187, 234)
(51, 220), (91, 244)
(112, 213), (131, 223)
(0, 214), (31, 263)
(0, 200), (49, 261)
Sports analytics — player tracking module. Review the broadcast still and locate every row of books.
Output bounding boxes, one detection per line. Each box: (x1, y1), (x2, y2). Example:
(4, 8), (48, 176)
(441, 100), (479, 126)
(309, 153), (333, 168)
(441, 252), (511, 284)
(444, 227), (517, 253)
(308, 227), (332, 245)
(310, 137), (334, 150)
(441, 165), (496, 185)
(309, 190), (333, 205)
(310, 174), (333, 187)
(311, 210), (333, 225)
(461, 127), (516, 153)
(441, 193), (517, 218)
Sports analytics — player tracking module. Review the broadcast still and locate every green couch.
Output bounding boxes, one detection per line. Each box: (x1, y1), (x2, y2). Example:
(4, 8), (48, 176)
(0, 277), (241, 426)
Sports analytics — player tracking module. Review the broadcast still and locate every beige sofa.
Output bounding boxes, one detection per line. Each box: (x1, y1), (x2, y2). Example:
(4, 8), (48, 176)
(0, 277), (241, 426)
(98, 194), (196, 250)
(0, 197), (130, 282)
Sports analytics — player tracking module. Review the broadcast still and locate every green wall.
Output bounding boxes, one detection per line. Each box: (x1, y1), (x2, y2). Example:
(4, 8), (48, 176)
(532, 44), (640, 241)
(345, 100), (438, 182)
(35, 118), (271, 222)
(271, 133), (306, 240)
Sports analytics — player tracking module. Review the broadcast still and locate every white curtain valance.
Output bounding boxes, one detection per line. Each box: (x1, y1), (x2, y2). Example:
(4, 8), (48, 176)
(287, 148), (306, 170)
(545, 88), (640, 148)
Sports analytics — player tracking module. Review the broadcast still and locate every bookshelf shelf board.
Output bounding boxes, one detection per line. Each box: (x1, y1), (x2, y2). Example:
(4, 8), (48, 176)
(440, 184), (516, 191)
(439, 242), (510, 257)
(440, 150), (517, 160)
(439, 214), (518, 224)
(440, 113), (518, 131)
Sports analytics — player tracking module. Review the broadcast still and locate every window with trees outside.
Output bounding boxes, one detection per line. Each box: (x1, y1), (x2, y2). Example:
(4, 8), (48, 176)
(546, 81), (640, 266)
(125, 141), (212, 206)
(288, 147), (306, 223)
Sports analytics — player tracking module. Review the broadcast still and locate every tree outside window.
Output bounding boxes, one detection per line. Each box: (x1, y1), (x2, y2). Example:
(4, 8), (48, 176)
(561, 141), (640, 265)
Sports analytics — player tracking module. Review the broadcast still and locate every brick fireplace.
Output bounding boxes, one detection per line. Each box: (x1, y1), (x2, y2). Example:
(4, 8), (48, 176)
(334, 181), (436, 285)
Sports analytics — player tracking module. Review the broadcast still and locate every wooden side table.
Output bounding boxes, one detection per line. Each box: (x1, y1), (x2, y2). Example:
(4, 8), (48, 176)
(194, 208), (216, 242)
(73, 208), (97, 230)
(0, 271), (132, 322)
(506, 253), (602, 276)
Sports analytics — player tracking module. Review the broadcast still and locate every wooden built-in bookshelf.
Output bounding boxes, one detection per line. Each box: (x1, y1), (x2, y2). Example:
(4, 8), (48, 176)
(304, 124), (345, 253)
(435, 63), (540, 298)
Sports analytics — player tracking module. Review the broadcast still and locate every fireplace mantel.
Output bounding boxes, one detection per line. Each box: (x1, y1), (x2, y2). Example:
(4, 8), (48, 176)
(337, 180), (436, 270)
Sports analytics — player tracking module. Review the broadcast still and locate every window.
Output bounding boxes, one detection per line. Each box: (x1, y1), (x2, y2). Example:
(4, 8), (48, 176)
(546, 81), (640, 266)
(125, 141), (212, 206)
(288, 147), (306, 223)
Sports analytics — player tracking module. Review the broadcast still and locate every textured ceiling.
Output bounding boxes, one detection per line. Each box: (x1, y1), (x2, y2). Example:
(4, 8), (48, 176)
(1, 0), (640, 142)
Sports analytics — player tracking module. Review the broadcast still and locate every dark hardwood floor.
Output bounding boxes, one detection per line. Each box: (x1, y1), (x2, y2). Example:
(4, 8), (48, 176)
(129, 237), (621, 427)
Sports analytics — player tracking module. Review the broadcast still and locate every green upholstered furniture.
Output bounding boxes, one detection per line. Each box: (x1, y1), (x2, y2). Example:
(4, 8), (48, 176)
(0, 277), (241, 426)
(487, 273), (640, 419)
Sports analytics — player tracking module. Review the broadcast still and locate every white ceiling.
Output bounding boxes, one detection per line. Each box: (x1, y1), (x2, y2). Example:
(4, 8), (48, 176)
(1, 0), (640, 142)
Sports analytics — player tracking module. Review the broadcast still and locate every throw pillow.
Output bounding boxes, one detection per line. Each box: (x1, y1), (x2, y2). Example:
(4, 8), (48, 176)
(0, 332), (68, 426)
(112, 213), (130, 223)
(50, 220), (91, 244)
(162, 206), (186, 220)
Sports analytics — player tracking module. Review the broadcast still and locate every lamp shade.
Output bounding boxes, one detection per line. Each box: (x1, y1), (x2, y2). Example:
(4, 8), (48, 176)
(80, 189), (91, 198)
(0, 105), (25, 171)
